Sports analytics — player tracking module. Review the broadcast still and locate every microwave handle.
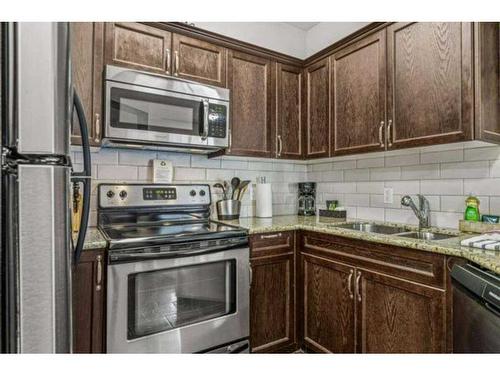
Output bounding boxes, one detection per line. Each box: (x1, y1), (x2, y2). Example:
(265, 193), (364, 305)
(201, 99), (209, 140)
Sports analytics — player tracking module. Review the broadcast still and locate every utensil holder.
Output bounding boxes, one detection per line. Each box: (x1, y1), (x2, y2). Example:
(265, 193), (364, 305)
(216, 199), (241, 220)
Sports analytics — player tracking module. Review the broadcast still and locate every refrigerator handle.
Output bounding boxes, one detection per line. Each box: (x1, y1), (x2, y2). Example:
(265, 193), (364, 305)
(71, 89), (92, 265)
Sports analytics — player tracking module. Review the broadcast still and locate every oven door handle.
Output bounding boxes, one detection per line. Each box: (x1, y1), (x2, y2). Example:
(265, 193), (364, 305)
(109, 242), (247, 263)
(201, 99), (209, 141)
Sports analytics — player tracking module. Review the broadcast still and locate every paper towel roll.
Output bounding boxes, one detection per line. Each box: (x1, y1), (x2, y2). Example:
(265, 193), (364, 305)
(256, 183), (273, 218)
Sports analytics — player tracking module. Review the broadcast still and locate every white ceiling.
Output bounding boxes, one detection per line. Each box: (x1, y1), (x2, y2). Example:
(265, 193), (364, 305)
(284, 22), (319, 31)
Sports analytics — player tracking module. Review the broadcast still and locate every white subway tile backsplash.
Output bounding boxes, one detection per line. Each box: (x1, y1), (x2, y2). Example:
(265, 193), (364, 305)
(357, 181), (384, 194)
(357, 206), (385, 221)
(464, 146), (500, 161)
(334, 160), (357, 170)
(157, 152), (191, 167)
(464, 178), (500, 196)
(206, 168), (234, 181)
(401, 164), (439, 180)
(321, 170), (344, 182)
(344, 168), (369, 181)
(97, 165), (137, 180)
(430, 212), (463, 229)
(384, 180), (420, 195)
(174, 167), (205, 181)
(344, 193), (370, 206)
(421, 179), (463, 195)
(331, 182), (357, 194)
(191, 154), (221, 169)
(356, 157), (384, 168)
(370, 167), (401, 181)
(119, 150), (156, 166)
(420, 149), (463, 164)
(440, 161), (489, 179)
(312, 163), (333, 172)
(221, 159), (248, 170)
(385, 208), (419, 225)
(248, 161), (274, 171)
(385, 153), (419, 167)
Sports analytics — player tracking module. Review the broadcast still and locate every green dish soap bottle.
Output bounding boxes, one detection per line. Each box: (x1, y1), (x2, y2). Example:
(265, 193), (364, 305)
(464, 194), (480, 222)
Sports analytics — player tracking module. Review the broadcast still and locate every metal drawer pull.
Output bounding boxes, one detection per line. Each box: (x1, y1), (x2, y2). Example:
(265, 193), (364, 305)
(277, 135), (283, 157)
(249, 266), (253, 286)
(166, 48), (171, 73)
(96, 255), (103, 291)
(260, 233), (282, 239)
(347, 269), (354, 299)
(174, 50), (179, 76)
(387, 120), (393, 147)
(378, 121), (384, 147)
(355, 271), (362, 302)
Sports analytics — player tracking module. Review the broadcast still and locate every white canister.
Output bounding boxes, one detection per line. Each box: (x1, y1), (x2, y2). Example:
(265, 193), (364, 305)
(255, 183), (273, 218)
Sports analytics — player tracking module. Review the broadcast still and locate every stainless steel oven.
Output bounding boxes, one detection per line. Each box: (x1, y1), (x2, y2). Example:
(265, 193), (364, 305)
(99, 183), (249, 353)
(107, 243), (249, 353)
(103, 65), (230, 153)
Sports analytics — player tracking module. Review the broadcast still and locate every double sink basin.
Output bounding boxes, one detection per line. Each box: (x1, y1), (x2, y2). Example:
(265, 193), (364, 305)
(335, 222), (457, 241)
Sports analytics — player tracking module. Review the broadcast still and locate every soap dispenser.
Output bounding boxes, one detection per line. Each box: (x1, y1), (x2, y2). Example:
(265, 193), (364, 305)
(464, 194), (480, 222)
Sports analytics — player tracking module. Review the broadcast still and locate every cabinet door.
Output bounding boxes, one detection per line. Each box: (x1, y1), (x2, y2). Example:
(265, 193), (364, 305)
(276, 63), (303, 159)
(301, 253), (355, 353)
(356, 268), (446, 353)
(305, 58), (330, 158)
(172, 34), (226, 87)
(387, 22), (473, 149)
(250, 252), (295, 353)
(72, 249), (106, 353)
(70, 22), (104, 146)
(105, 22), (172, 75)
(227, 50), (273, 157)
(332, 30), (386, 155)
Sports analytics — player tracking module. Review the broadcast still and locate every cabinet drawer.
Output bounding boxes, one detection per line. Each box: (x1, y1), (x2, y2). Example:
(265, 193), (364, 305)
(250, 231), (294, 258)
(299, 231), (445, 289)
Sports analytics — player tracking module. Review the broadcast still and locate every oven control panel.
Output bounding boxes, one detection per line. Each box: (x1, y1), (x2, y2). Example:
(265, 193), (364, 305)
(99, 184), (210, 208)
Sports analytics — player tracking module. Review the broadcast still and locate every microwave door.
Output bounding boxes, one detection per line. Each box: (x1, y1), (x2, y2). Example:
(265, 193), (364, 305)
(106, 82), (208, 147)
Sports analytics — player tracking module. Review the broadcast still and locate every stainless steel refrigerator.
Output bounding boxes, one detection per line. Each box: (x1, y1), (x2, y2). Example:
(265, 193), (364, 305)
(0, 22), (92, 353)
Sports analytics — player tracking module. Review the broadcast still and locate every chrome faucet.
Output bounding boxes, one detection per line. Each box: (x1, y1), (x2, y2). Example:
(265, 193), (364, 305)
(401, 194), (430, 230)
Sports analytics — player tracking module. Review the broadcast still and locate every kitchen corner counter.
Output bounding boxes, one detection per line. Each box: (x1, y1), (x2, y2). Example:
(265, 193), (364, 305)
(81, 227), (107, 250)
(219, 215), (500, 275)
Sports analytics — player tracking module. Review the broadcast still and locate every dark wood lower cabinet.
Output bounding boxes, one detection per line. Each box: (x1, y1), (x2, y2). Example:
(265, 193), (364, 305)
(249, 232), (296, 353)
(301, 254), (355, 353)
(356, 269), (446, 353)
(72, 249), (106, 353)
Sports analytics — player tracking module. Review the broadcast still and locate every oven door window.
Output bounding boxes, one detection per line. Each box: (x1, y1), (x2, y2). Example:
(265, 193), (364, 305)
(127, 260), (236, 340)
(110, 87), (203, 136)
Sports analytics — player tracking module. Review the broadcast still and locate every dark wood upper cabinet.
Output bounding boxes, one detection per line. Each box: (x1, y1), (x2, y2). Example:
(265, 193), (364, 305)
(301, 253), (355, 353)
(105, 22), (172, 75)
(172, 34), (226, 87)
(474, 22), (500, 143)
(72, 249), (106, 353)
(305, 58), (330, 158)
(70, 22), (104, 146)
(331, 30), (387, 155)
(227, 50), (273, 157)
(386, 22), (474, 149)
(276, 63), (303, 159)
(250, 232), (296, 353)
(356, 268), (446, 353)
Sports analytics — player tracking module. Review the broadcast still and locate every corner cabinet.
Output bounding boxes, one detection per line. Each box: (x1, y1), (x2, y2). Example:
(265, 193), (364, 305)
(386, 22), (474, 149)
(226, 50), (273, 157)
(305, 58), (330, 158)
(276, 63), (304, 159)
(72, 249), (106, 353)
(70, 22), (104, 146)
(249, 232), (296, 353)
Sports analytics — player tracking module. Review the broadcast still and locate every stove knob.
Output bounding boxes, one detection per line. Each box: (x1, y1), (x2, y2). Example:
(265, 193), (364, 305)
(119, 190), (128, 199)
(106, 190), (115, 198)
(199, 190), (206, 197)
(190, 190), (197, 197)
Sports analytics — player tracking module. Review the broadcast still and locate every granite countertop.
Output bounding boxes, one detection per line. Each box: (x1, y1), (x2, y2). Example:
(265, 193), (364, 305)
(219, 215), (500, 275)
(81, 227), (107, 250)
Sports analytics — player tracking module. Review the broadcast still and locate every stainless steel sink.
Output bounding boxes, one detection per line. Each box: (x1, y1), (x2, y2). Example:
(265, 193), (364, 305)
(396, 231), (457, 241)
(335, 222), (408, 235)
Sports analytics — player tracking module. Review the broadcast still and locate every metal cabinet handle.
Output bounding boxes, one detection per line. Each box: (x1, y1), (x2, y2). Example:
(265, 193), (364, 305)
(174, 51), (179, 76)
(378, 121), (384, 147)
(347, 269), (354, 299)
(260, 233), (282, 239)
(277, 135), (283, 157)
(249, 265), (253, 286)
(96, 255), (103, 292)
(166, 48), (171, 74)
(387, 120), (393, 147)
(355, 271), (362, 302)
(94, 113), (100, 142)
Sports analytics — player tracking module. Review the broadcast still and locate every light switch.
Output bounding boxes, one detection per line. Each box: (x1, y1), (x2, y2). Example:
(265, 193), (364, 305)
(384, 187), (394, 204)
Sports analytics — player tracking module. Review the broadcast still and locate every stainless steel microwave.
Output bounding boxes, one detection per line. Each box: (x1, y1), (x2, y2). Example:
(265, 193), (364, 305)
(103, 65), (230, 153)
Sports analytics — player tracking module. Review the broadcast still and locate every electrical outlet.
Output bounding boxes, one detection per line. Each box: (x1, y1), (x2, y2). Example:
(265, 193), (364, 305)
(383, 187), (394, 204)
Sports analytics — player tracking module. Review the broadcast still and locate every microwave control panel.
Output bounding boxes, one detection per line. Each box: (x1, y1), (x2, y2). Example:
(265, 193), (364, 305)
(207, 103), (227, 138)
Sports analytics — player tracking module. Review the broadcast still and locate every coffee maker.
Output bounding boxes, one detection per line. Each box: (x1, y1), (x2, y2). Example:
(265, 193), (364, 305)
(298, 182), (316, 216)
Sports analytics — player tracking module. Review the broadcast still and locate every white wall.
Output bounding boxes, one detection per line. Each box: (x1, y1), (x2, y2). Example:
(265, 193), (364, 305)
(193, 22), (370, 59)
(193, 22), (307, 59)
(305, 22), (371, 56)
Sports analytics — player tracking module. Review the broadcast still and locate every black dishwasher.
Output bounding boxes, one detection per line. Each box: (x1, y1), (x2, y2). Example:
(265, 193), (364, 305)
(451, 263), (500, 353)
